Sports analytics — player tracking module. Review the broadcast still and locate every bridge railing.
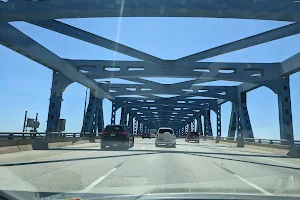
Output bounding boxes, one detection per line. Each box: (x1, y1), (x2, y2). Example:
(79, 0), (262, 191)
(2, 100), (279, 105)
(0, 132), (101, 140)
(205, 136), (300, 146)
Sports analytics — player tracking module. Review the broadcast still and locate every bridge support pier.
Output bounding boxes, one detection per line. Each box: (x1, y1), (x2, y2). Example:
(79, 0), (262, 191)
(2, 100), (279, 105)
(228, 93), (254, 147)
(237, 93), (254, 142)
(228, 104), (237, 139)
(204, 110), (213, 137)
(277, 77), (294, 145)
(134, 120), (138, 134)
(197, 115), (203, 136)
(120, 107), (127, 125)
(81, 91), (104, 135)
(128, 115), (133, 133)
(216, 105), (221, 143)
(191, 121), (195, 132)
(110, 102), (117, 125)
(46, 72), (72, 134)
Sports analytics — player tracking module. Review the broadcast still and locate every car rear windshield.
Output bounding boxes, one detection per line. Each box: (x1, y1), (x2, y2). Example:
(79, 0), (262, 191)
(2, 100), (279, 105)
(158, 128), (174, 134)
(188, 132), (199, 136)
(104, 126), (124, 132)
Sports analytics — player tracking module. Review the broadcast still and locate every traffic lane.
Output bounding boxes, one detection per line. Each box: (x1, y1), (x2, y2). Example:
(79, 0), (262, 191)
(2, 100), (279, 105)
(184, 141), (300, 195)
(0, 141), (152, 193)
(1, 139), (299, 196)
(89, 139), (267, 195)
(0, 143), (100, 166)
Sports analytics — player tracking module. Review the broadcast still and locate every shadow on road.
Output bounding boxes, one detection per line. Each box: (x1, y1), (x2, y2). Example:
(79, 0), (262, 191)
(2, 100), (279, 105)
(1, 147), (300, 171)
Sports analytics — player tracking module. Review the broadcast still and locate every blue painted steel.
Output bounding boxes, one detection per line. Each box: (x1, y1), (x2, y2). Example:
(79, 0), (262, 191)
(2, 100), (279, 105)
(120, 107), (127, 125)
(236, 93), (254, 140)
(2, 0), (300, 22)
(46, 72), (72, 133)
(2, 1), (300, 144)
(110, 102), (117, 125)
(277, 77), (294, 144)
(81, 92), (103, 134)
(204, 110), (213, 136)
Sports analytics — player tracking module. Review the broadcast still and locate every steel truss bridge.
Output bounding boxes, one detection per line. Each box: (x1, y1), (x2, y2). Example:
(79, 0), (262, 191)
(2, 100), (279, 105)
(1, 0), (300, 146)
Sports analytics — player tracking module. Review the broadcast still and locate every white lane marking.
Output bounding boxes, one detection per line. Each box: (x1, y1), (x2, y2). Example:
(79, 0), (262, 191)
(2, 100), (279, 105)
(187, 147), (193, 151)
(80, 167), (117, 193)
(260, 157), (300, 168)
(234, 174), (273, 196)
(142, 145), (145, 149)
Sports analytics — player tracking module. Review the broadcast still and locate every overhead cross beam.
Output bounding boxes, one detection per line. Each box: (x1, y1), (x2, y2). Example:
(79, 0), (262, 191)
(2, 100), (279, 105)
(1, 0), (300, 22)
(70, 59), (281, 84)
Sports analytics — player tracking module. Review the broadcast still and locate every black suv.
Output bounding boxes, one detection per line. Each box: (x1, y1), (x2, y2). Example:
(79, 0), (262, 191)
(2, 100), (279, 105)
(101, 125), (134, 149)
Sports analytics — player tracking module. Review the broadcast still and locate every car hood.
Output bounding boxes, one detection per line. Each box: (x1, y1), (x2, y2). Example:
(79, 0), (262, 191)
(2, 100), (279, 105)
(1, 191), (300, 200)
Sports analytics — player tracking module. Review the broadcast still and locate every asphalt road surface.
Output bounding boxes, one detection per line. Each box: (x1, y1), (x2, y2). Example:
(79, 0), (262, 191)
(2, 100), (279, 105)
(0, 138), (300, 198)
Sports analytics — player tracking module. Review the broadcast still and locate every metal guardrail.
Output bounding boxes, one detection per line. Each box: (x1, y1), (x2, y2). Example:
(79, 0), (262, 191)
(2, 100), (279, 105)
(0, 132), (100, 140)
(205, 136), (300, 145)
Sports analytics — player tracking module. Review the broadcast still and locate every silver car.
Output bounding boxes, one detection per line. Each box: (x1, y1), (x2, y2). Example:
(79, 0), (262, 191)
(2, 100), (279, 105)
(155, 127), (176, 148)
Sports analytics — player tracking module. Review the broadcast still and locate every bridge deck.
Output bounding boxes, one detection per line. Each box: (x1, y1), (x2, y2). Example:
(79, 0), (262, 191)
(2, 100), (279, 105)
(0, 138), (299, 197)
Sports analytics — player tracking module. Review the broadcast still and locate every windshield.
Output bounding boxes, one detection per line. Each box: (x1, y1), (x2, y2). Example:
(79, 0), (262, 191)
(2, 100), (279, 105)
(158, 128), (174, 134)
(1, 1), (300, 200)
(104, 126), (124, 132)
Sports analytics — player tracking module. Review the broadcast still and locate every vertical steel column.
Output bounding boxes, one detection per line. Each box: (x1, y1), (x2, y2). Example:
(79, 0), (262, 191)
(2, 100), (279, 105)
(110, 102), (116, 125)
(120, 106), (127, 125)
(277, 77), (294, 144)
(236, 92), (254, 143)
(46, 72), (72, 134)
(128, 115), (133, 133)
(228, 103), (237, 139)
(81, 92), (103, 134)
(185, 125), (188, 135)
(137, 121), (141, 135)
(216, 105), (221, 143)
(134, 120), (138, 134)
(144, 125), (147, 133)
(97, 99), (104, 133)
(191, 120), (195, 132)
(204, 110), (213, 136)
(198, 115), (203, 136)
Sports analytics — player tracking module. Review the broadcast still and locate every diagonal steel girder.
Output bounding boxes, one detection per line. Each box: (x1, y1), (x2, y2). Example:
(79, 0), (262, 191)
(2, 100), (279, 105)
(1, 0), (300, 22)
(29, 20), (166, 66)
(71, 59), (281, 84)
(0, 23), (112, 99)
(174, 23), (300, 66)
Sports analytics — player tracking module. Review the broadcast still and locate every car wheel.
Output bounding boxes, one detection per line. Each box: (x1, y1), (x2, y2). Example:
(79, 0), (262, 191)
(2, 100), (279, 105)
(142, 137), (144, 139)
(155, 143), (159, 147)
(101, 143), (106, 149)
(172, 144), (176, 148)
(129, 141), (133, 148)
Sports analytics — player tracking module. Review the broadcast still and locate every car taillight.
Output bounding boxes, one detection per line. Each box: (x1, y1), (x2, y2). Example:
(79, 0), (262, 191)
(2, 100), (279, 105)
(102, 132), (107, 135)
(119, 132), (126, 135)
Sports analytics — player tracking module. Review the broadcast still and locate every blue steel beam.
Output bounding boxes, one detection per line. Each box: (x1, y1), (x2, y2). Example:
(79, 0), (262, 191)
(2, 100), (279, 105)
(102, 84), (237, 102)
(0, 23), (112, 100)
(1, 0), (300, 22)
(73, 59), (281, 84)
(174, 23), (300, 66)
(30, 20), (166, 66)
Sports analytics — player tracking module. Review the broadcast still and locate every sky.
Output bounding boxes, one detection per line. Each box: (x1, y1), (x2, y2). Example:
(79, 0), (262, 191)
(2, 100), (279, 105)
(0, 17), (299, 140)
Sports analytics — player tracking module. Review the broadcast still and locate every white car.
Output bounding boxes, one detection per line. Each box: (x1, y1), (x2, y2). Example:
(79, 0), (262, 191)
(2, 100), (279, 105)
(155, 127), (176, 148)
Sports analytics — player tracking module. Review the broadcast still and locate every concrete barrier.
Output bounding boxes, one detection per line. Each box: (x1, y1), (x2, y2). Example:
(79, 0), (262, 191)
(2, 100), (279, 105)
(0, 137), (98, 154)
(205, 138), (300, 157)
